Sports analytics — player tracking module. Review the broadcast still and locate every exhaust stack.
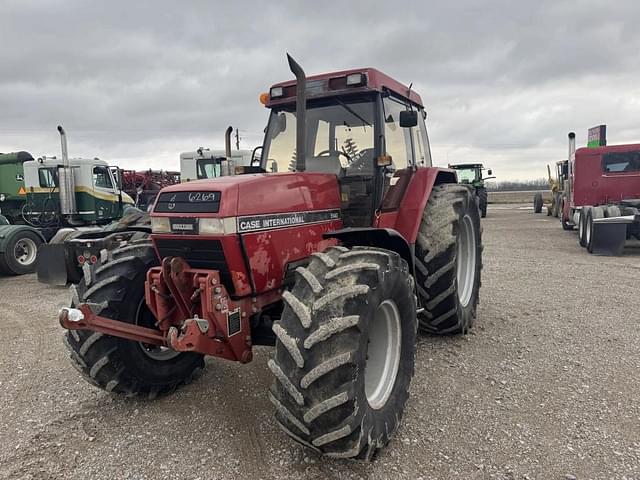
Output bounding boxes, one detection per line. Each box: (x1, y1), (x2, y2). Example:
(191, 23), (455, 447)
(57, 125), (77, 216)
(568, 132), (576, 162)
(287, 54), (306, 172)
(222, 126), (234, 176)
(224, 126), (233, 158)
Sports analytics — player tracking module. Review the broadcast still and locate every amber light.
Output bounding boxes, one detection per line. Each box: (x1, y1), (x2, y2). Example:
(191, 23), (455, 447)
(259, 92), (269, 105)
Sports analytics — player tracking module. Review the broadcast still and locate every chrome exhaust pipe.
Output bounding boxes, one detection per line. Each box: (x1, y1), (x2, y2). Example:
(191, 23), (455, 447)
(57, 125), (77, 215)
(568, 132), (576, 161)
(287, 53), (306, 172)
(58, 125), (69, 168)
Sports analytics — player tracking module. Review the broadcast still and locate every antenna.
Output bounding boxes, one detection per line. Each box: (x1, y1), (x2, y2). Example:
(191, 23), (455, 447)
(234, 128), (241, 150)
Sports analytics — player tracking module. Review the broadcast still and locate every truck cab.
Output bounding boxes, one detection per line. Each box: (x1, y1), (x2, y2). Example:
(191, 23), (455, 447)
(22, 156), (133, 227)
(180, 148), (255, 182)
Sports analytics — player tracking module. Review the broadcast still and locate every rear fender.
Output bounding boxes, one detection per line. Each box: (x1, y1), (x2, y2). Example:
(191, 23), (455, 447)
(0, 224), (46, 252)
(377, 167), (457, 244)
(323, 227), (414, 276)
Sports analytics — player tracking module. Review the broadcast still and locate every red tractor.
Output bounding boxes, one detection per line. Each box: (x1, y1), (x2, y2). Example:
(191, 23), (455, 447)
(561, 131), (640, 255)
(59, 56), (482, 459)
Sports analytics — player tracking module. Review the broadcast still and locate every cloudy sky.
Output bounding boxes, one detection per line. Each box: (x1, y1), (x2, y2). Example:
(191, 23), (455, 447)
(1, 0), (639, 180)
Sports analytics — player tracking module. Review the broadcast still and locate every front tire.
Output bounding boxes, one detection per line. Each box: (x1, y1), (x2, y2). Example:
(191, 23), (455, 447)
(415, 184), (482, 335)
(269, 246), (416, 459)
(63, 241), (204, 398)
(477, 187), (488, 218)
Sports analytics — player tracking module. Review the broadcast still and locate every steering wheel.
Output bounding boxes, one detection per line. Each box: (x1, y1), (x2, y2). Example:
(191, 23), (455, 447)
(316, 149), (351, 162)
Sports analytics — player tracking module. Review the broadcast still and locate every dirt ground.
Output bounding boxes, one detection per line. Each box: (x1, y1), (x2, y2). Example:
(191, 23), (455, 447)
(1, 205), (639, 480)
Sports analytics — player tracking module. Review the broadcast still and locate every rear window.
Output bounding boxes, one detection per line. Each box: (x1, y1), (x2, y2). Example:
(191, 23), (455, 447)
(602, 151), (640, 173)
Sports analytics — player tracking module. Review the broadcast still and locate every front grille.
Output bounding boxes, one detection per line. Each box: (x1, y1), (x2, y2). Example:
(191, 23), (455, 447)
(154, 238), (234, 293)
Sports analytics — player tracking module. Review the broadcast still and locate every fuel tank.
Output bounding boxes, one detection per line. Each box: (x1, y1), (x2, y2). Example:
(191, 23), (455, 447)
(150, 172), (343, 296)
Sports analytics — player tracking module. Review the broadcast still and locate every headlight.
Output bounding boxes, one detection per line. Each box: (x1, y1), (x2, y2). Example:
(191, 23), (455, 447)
(200, 217), (237, 235)
(0, 194), (5, 202)
(150, 216), (171, 233)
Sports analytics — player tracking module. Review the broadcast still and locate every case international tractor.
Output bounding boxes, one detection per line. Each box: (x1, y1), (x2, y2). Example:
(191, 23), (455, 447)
(59, 56), (482, 459)
(561, 128), (640, 255)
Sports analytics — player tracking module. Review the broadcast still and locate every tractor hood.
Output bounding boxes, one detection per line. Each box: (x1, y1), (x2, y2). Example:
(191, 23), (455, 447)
(151, 172), (341, 218)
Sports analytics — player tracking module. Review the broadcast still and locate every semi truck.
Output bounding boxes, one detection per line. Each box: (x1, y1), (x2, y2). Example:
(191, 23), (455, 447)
(560, 128), (640, 255)
(0, 127), (136, 276)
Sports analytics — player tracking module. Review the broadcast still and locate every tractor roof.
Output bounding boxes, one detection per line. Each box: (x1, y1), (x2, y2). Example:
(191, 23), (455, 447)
(449, 163), (484, 169)
(266, 68), (423, 108)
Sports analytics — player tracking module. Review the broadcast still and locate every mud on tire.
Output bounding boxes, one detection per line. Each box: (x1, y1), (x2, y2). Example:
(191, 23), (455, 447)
(269, 246), (417, 459)
(63, 241), (204, 398)
(415, 184), (482, 335)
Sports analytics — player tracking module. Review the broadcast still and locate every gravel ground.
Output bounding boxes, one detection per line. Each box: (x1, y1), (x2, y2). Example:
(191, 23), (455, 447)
(1, 205), (639, 480)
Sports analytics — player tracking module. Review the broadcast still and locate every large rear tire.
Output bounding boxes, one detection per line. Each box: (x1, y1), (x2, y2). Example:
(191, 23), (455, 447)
(415, 184), (482, 335)
(63, 242), (204, 398)
(477, 187), (488, 218)
(269, 246), (416, 459)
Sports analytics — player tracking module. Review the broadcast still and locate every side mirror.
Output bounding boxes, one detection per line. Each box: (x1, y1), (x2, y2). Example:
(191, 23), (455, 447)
(399, 110), (418, 128)
(487, 169), (492, 176)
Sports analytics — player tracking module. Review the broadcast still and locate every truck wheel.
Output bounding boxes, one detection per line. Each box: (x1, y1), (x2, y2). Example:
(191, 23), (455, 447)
(63, 243), (204, 398)
(586, 207), (605, 253)
(269, 246), (416, 459)
(478, 187), (488, 218)
(0, 229), (43, 275)
(578, 207), (591, 247)
(561, 198), (573, 230)
(415, 184), (482, 335)
(533, 192), (543, 213)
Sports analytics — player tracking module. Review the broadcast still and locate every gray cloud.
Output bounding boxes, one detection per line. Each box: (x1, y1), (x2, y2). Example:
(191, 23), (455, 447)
(1, 0), (639, 179)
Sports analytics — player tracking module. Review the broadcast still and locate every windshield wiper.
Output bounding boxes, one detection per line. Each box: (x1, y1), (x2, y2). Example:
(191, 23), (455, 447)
(335, 98), (371, 127)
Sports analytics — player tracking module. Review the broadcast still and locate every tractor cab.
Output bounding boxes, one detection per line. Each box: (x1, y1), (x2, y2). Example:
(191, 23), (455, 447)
(449, 163), (487, 186)
(260, 68), (432, 227)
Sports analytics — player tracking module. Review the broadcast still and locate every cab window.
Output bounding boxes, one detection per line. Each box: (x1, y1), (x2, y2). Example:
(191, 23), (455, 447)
(413, 111), (432, 166)
(38, 168), (58, 188)
(382, 97), (412, 170)
(197, 158), (222, 179)
(602, 151), (640, 172)
(93, 166), (114, 189)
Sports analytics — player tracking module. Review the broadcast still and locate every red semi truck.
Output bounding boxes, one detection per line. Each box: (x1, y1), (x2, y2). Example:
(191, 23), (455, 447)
(560, 129), (640, 255)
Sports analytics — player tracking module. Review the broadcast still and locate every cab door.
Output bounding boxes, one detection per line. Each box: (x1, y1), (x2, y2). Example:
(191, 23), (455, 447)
(92, 165), (119, 221)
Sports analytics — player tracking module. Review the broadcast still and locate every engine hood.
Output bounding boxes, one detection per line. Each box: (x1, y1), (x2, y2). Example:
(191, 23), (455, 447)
(152, 172), (341, 217)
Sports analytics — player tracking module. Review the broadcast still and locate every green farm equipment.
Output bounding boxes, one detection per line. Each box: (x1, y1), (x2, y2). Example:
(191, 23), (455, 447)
(449, 163), (494, 217)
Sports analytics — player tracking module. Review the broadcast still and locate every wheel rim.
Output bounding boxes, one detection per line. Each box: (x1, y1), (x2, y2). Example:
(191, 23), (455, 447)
(578, 212), (584, 239)
(135, 299), (180, 361)
(365, 300), (401, 410)
(586, 215), (592, 245)
(456, 214), (477, 308)
(14, 238), (37, 265)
